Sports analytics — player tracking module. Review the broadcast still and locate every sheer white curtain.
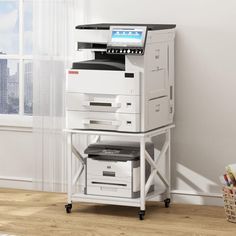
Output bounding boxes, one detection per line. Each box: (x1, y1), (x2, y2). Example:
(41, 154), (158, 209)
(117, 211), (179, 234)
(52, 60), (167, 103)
(33, 0), (84, 192)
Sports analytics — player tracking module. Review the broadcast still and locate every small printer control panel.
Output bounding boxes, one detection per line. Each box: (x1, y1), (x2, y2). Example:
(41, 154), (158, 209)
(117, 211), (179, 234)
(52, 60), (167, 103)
(107, 25), (147, 55)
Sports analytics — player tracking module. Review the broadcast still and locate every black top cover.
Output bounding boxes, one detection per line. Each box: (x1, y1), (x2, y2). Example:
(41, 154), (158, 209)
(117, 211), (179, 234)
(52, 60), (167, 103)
(84, 141), (154, 161)
(76, 23), (176, 31)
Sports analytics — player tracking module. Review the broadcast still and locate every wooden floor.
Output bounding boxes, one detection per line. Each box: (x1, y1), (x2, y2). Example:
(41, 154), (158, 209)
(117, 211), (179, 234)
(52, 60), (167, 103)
(0, 189), (235, 236)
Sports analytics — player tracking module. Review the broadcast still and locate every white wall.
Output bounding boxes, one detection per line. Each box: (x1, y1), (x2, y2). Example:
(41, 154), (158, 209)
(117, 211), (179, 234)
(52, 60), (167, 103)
(0, 129), (34, 189)
(1, 0), (236, 205)
(84, 0), (236, 204)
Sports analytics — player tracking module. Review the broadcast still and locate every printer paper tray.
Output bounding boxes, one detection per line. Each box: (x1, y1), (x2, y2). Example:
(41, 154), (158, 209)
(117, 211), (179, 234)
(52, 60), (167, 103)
(66, 93), (140, 114)
(66, 111), (140, 132)
(86, 185), (133, 198)
(87, 177), (133, 198)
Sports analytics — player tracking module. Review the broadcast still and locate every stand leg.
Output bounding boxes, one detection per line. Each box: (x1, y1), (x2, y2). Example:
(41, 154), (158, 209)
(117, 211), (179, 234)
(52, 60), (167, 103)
(65, 132), (73, 213)
(164, 129), (171, 208)
(167, 129), (171, 199)
(139, 137), (146, 219)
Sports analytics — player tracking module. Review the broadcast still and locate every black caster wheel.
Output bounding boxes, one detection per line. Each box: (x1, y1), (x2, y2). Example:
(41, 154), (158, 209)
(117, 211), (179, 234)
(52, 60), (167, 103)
(164, 198), (171, 208)
(65, 203), (72, 213)
(138, 210), (145, 220)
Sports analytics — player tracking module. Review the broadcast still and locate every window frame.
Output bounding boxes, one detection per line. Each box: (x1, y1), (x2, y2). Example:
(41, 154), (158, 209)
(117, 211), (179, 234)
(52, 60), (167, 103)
(0, 0), (33, 128)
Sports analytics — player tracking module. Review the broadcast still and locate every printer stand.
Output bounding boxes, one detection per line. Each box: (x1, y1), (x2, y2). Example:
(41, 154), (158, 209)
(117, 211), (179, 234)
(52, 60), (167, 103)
(64, 125), (174, 220)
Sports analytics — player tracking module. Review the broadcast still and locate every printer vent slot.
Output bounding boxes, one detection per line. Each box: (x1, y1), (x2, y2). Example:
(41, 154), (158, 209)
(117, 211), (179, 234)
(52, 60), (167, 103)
(103, 171), (115, 177)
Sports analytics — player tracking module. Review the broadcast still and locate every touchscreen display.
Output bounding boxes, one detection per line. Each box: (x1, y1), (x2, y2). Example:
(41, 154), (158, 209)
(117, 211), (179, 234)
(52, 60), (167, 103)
(110, 27), (146, 47)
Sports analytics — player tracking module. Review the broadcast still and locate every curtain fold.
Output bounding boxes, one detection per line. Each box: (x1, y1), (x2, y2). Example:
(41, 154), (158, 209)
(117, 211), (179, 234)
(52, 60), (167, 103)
(32, 0), (81, 192)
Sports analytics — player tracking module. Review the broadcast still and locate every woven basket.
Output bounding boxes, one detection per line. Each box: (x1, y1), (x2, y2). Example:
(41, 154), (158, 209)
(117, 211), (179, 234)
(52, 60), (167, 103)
(223, 186), (236, 223)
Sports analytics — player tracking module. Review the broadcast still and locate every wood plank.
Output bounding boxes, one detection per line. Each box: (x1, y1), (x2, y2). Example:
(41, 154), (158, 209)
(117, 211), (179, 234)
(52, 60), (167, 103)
(0, 188), (235, 236)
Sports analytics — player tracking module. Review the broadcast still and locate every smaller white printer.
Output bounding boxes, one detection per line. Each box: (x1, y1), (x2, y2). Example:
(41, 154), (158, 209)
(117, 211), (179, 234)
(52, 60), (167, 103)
(84, 141), (154, 198)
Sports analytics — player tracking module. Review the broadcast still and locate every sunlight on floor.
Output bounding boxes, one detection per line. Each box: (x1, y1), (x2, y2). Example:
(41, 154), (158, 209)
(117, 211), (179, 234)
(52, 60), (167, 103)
(8, 206), (48, 217)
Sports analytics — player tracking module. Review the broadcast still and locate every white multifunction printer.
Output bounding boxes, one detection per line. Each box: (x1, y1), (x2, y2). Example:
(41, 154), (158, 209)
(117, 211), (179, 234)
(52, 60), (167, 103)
(65, 23), (176, 199)
(66, 23), (176, 132)
(84, 141), (155, 198)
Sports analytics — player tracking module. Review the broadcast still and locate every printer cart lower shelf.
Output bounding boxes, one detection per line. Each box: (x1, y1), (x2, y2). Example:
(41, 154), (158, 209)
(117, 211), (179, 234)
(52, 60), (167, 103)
(65, 126), (173, 220)
(65, 191), (171, 220)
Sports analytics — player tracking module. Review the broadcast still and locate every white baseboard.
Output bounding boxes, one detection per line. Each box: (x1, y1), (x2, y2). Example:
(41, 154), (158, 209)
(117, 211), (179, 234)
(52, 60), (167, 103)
(171, 189), (223, 206)
(0, 176), (33, 190)
(33, 180), (67, 193)
(0, 176), (66, 192)
(171, 189), (222, 198)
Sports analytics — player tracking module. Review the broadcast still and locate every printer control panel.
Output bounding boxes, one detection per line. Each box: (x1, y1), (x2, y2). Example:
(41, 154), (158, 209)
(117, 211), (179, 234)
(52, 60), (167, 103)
(107, 26), (147, 56)
(106, 48), (144, 55)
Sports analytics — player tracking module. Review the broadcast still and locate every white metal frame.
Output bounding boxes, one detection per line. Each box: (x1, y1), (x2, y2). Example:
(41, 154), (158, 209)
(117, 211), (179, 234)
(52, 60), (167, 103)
(0, 0), (33, 126)
(65, 124), (174, 213)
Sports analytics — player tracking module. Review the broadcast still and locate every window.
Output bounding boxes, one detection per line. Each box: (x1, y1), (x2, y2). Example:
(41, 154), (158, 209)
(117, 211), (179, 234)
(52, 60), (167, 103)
(0, 0), (33, 121)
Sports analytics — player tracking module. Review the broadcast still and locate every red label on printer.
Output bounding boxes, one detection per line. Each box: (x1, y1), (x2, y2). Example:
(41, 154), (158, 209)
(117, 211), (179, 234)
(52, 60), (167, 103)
(68, 70), (79, 74)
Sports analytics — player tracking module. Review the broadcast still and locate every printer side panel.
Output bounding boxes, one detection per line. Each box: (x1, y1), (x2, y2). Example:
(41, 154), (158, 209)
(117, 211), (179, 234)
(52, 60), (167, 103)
(122, 29), (175, 132)
(142, 30), (175, 131)
(168, 39), (175, 122)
